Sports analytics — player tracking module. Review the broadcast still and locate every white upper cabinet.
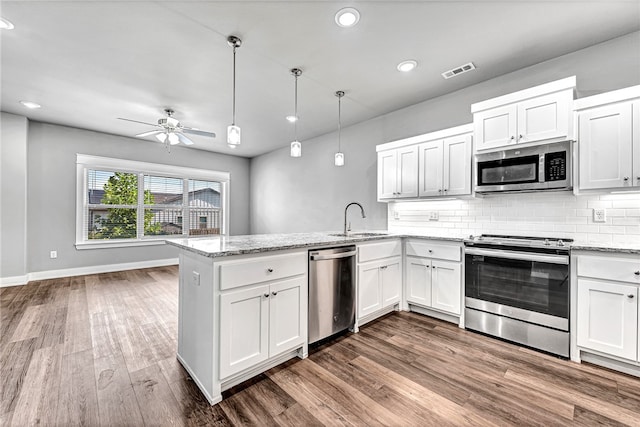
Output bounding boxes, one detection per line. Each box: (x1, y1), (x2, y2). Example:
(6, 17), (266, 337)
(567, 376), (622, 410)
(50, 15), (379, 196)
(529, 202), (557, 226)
(378, 124), (472, 201)
(472, 76), (575, 152)
(377, 146), (418, 200)
(574, 86), (640, 191)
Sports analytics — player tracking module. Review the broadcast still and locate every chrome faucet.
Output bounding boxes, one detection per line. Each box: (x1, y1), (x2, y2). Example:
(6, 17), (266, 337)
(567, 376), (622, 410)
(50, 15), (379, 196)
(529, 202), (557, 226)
(344, 202), (366, 235)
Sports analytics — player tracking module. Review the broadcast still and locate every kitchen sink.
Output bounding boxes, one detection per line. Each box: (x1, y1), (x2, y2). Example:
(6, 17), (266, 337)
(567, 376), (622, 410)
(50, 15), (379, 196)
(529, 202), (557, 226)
(329, 232), (388, 237)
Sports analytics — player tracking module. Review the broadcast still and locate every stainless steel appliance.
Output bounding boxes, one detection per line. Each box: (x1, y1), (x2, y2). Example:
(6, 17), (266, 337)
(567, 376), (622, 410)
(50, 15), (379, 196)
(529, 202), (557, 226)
(464, 235), (571, 357)
(475, 141), (572, 193)
(308, 246), (356, 344)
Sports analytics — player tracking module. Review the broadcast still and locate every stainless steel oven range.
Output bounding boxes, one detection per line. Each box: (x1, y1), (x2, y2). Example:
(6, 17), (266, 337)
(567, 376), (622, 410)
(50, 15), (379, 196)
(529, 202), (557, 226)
(464, 235), (572, 357)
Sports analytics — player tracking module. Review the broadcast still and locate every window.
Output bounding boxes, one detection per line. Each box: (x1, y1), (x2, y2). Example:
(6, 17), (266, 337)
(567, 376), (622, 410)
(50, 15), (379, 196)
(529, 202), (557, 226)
(77, 155), (230, 249)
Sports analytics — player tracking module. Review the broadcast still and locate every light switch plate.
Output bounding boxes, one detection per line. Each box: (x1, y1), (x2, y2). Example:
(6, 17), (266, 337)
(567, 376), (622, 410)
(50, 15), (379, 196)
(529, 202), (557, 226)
(429, 211), (439, 221)
(192, 271), (200, 286)
(593, 208), (606, 223)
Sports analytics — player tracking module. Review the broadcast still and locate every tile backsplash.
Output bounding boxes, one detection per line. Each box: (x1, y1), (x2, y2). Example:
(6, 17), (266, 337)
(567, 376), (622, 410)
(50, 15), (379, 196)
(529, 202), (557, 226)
(387, 191), (640, 244)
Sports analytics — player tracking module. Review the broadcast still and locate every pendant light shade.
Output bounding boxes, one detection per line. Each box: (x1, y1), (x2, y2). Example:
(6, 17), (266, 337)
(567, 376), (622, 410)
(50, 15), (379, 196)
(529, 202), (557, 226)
(227, 35), (242, 148)
(290, 68), (303, 157)
(334, 90), (345, 167)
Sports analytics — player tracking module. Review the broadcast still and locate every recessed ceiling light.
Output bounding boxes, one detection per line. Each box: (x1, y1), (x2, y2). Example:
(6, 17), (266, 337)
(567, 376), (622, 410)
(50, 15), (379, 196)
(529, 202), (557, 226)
(20, 101), (41, 109)
(0, 17), (14, 30)
(335, 8), (360, 27)
(397, 60), (417, 72)
(286, 115), (298, 123)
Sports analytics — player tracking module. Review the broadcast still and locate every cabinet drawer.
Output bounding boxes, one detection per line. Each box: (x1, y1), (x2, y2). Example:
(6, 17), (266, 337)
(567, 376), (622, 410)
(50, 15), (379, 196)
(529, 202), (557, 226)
(358, 240), (401, 263)
(577, 255), (640, 284)
(405, 240), (461, 262)
(219, 252), (307, 290)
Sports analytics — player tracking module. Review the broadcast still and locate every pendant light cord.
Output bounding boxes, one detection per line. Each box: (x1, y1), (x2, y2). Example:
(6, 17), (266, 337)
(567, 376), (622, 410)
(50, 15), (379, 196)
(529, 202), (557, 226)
(338, 95), (342, 152)
(294, 73), (298, 140)
(232, 45), (237, 126)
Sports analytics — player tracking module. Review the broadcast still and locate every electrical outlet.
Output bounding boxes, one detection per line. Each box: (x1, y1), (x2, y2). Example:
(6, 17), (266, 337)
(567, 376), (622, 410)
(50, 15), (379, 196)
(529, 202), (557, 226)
(593, 208), (606, 223)
(393, 210), (400, 220)
(192, 271), (200, 286)
(50, 251), (57, 259)
(429, 211), (439, 221)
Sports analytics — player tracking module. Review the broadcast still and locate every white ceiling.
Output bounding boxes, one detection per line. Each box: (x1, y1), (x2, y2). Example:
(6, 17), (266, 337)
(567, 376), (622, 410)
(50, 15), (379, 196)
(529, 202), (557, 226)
(1, 1), (639, 158)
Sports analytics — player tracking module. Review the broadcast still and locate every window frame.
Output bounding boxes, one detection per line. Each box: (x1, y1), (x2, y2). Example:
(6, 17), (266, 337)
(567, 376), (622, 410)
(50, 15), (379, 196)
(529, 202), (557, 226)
(76, 154), (230, 250)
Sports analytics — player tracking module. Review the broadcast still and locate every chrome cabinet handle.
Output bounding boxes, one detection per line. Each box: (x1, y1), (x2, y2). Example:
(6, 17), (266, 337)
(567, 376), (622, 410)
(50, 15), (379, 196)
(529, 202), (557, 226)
(264, 293), (270, 298)
(267, 268), (274, 273)
(272, 291), (278, 296)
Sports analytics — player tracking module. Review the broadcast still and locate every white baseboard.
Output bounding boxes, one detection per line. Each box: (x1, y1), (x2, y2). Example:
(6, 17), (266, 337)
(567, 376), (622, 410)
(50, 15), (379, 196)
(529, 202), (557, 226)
(0, 258), (178, 288)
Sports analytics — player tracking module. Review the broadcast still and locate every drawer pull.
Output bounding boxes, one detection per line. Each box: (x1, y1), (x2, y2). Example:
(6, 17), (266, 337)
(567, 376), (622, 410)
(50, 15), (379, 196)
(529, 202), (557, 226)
(380, 265), (388, 270)
(628, 294), (635, 299)
(272, 291), (278, 296)
(635, 271), (640, 276)
(267, 268), (274, 273)
(264, 293), (270, 298)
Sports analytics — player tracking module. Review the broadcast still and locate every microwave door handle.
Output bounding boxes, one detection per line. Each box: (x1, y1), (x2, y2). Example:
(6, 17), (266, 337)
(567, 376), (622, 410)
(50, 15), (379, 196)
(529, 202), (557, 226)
(539, 153), (545, 183)
(465, 247), (568, 265)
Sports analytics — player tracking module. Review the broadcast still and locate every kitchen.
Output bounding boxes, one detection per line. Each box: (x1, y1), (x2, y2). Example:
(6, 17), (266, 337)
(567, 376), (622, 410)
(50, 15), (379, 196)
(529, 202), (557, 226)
(2, 1), (640, 425)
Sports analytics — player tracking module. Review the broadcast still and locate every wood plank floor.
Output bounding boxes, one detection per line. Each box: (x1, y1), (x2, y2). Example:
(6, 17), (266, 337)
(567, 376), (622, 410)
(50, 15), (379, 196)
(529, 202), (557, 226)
(2, 266), (640, 426)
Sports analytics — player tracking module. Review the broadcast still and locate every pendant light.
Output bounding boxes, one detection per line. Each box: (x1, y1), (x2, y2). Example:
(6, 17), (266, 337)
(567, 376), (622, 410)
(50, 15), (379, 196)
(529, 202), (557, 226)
(290, 68), (303, 157)
(227, 35), (242, 149)
(334, 90), (345, 166)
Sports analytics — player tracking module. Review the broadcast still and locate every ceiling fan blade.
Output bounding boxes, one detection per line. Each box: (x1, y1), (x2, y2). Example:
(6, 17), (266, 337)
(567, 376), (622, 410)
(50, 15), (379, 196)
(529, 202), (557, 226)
(177, 133), (195, 145)
(135, 130), (164, 138)
(181, 128), (216, 138)
(117, 117), (161, 127)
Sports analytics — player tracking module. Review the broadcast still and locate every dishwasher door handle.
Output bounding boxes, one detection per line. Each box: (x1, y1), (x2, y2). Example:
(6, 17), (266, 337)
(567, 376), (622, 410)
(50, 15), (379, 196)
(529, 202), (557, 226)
(310, 250), (357, 261)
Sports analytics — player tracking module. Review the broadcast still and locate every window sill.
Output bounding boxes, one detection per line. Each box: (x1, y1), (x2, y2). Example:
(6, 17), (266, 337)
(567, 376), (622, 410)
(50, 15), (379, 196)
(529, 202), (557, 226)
(75, 239), (170, 250)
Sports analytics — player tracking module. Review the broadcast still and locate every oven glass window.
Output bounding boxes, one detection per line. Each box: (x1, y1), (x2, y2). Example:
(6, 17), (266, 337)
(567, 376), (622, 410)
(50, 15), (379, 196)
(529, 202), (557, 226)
(465, 254), (569, 318)
(477, 155), (539, 186)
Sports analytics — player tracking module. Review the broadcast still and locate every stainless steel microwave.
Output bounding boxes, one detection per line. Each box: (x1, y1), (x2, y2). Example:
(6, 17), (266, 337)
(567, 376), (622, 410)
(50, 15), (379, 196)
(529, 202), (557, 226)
(474, 141), (572, 193)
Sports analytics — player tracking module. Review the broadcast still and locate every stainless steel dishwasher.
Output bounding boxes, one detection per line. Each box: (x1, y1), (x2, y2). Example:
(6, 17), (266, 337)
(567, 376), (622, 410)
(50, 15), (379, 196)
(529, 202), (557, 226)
(308, 246), (357, 344)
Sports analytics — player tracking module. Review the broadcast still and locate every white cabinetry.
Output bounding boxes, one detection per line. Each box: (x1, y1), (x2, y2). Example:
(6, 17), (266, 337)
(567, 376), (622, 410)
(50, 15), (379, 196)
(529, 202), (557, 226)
(418, 126), (473, 197)
(377, 146), (418, 200)
(575, 252), (640, 367)
(357, 239), (402, 325)
(404, 240), (462, 320)
(377, 124), (473, 200)
(574, 86), (640, 191)
(472, 77), (575, 152)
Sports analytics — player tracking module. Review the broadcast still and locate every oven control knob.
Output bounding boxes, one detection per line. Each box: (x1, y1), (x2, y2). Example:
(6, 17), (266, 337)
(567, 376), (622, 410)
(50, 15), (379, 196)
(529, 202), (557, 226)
(544, 239), (550, 246)
(557, 240), (565, 247)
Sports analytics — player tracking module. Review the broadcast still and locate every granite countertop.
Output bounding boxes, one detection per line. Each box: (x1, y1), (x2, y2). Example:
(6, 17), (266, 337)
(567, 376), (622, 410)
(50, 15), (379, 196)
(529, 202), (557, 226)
(570, 241), (640, 255)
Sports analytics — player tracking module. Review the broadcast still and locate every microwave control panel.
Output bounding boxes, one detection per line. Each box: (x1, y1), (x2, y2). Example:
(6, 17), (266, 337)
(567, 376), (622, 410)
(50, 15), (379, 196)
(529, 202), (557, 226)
(545, 151), (567, 181)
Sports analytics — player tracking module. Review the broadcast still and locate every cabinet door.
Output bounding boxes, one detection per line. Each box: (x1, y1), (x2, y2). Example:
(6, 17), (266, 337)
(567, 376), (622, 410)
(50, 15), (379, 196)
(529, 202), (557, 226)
(219, 285), (270, 379)
(381, 258), (402, 307)
(405, 256), (431, 306)
(377, 150), (398, 199)
(577, 279), (638, 361)
(269, 276), (305, 357)
(396, 146), (419, 198)
(474, 104), (517, 151)
(633, 100), (640, 187)
(579, 102), (633, 190)
(443, 134), (472, 196)
(358, 263), (382, 318)
(431, 260), (462, 315)
(517, 91), (570, 144)
(418, 140), (443, 197)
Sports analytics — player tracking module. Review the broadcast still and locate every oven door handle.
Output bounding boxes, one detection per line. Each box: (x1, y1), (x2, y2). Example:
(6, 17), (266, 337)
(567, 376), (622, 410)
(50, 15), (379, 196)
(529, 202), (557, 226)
(465, 247), (569, 265)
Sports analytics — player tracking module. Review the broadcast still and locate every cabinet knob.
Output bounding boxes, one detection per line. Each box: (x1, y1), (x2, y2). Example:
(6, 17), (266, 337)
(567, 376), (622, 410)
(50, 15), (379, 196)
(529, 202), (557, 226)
(267, 268), (274, 273)
(428, 249), (433, 253)
(272, 291), (278, 296)
(438, 189), (442, 193)
(519, 134), (523, 140)
(628, 294), (635, 299)
(264, 293), (270, 298)
(443, 189), (448, 192)
(623, 177), (629, 181)
(380, 265), (388, 270)
(634, 271), (640, 276)
(510, 136), (515, 141)
(432, 266), (436, 269)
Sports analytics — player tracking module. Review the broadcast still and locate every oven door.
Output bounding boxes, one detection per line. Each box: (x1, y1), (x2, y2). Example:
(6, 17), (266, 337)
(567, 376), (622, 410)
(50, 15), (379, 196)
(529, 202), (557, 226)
(475, 154), (541, 192)
(465, 247), (569, 331)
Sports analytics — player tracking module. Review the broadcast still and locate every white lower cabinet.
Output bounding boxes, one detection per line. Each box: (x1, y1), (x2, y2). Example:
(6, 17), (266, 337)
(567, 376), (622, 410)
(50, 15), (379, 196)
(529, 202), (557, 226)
(405, 240), (462, 317)
(220, 276), (305, 379)
(575, 253), (640, 365)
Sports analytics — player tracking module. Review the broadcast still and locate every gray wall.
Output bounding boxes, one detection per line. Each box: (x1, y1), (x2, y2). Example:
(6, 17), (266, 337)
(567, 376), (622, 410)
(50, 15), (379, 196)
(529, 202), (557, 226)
(1, 113), (29, 279)
(250, 32), (640, 234)
(26, 122), (251, 274)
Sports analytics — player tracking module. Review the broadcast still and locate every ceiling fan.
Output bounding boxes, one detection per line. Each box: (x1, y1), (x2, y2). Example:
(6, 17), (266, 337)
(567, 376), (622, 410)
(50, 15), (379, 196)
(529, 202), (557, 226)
(117, 108), (216, 146)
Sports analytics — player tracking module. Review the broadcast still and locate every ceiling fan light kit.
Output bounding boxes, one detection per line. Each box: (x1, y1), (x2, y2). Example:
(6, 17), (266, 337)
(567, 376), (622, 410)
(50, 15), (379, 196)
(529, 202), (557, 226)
(290, 68), (303, 158)
(227, 35), (242, 149)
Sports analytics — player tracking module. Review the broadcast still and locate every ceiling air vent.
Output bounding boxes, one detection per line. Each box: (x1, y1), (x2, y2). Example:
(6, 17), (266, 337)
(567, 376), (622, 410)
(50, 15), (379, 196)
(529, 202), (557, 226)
(442, 62), (476, 79)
